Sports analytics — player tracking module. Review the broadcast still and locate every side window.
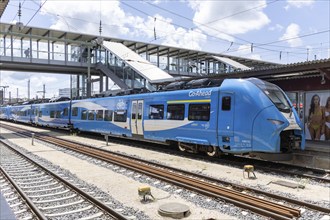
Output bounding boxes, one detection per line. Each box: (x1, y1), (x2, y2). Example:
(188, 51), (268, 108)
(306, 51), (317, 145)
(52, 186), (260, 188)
(81, 110), (87, 120)
(50, 111), (55, 118)
(149, 105), (164, 119)
(39, 110), (42, 117)
(188, 104), (210, 121)
(56, 111), (61, 118)
(222, 96), (231, 111)
(104, 110), (113, 121)
(96, 110), (104, 121)
(114, 110), (127, 122)
(72, 107), (78, 116)
(88, 111), (95, 120)
(63, 108), (69, 116)
(167, 104), (185, 120)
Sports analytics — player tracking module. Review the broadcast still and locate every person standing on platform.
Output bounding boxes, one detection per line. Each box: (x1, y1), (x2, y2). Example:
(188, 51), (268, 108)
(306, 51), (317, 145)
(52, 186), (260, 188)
(24, 48), (30, 58)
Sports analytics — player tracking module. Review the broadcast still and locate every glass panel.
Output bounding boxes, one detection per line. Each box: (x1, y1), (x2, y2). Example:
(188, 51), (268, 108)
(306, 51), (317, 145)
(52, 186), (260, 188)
(222, 97), (231, 111)
(188, 104), (210, 121)
(96, 110), (103, 121)
(114, 110), (127, 122)
(167, 104), (185, 120)
(132, 103), (137, 120)
(138, 103), (143, 120)
(149, 105), (164, 119)
(81, 110), (87, 120)
(104, 110), (113, 121)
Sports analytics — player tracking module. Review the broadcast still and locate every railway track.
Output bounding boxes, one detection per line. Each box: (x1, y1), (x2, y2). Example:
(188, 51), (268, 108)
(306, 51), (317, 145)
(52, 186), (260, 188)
(97, 132), (330, 183)
(3, 123), (330, 219)
(3, 121), (329, 183)
(0, 140), (128, 220)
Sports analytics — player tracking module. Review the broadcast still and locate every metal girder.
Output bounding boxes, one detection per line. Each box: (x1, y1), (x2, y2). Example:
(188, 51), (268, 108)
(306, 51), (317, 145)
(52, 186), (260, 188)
(0, 0), (9, 18)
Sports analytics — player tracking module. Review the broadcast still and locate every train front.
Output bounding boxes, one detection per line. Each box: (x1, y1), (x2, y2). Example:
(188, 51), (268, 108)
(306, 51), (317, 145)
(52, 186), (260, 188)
(248, 78), (305, 160)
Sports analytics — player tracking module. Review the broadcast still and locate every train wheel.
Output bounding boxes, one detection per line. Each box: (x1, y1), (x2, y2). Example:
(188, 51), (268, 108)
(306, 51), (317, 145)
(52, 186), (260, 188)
(206, 146), (218, 157)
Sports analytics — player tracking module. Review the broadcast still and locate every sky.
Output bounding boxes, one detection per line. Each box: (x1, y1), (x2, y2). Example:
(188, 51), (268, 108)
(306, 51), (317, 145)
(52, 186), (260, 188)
(0, 0), (329, 99)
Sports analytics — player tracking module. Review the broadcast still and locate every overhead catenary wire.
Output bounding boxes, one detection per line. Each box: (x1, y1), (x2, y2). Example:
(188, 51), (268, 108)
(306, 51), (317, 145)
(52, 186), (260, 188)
(2, 1), (329, 62)
(122, 1), (329, 59)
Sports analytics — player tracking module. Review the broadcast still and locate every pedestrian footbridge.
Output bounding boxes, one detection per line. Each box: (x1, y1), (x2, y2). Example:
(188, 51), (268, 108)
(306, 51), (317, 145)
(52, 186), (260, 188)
(0, 22), (270, 98)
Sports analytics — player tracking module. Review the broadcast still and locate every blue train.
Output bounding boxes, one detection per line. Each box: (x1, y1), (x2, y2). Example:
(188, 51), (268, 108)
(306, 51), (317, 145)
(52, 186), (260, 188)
(0, 78), (305, 160)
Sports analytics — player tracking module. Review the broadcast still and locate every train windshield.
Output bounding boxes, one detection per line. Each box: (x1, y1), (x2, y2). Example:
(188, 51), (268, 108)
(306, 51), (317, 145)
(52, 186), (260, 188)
(248, 79), (291, 113)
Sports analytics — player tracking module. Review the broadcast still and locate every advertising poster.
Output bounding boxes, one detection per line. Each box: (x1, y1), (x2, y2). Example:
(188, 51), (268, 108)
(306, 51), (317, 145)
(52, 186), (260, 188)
(305, 91), (330, 141)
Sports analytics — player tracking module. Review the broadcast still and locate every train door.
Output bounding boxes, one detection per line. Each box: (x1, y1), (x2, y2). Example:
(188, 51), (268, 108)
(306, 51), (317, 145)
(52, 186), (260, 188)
(35, 106), (40, 124)
(218, 93), (235, 150)
(131, 100), (144, 136)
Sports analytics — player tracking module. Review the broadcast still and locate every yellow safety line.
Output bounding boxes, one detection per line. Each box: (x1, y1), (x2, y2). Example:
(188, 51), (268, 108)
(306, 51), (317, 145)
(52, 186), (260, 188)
(167, 100), (211, 104)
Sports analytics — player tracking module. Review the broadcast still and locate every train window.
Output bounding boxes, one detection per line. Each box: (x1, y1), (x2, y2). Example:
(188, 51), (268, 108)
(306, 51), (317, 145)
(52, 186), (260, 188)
(81, 110), (87, 120)
(50, 111), (55, 118)
(63, 108), (69, 116)
(138, 103), (143, 120)
(188, 104), (210, 121)
(167, 104), (185, 120)
(132, 104), (136, 120)
(56, 111), (61, 118)
(88, 111), (95, 120)
(96, 110), (104, 121)
(114, 110), (127, 122)
(39, 111), (42, 117)
(72, 107), (78, 117)
(104, 110), (113, 121)
(149, 105), (164, 119)
(222, 96), (231, 111)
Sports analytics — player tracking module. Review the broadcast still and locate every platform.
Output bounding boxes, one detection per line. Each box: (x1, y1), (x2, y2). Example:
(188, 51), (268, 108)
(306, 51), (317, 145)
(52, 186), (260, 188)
(292, 141), (330, 170)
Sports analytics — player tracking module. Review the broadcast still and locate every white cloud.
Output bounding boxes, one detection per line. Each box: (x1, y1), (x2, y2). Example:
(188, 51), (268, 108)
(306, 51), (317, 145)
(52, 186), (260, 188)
(279, 23), (303, 47)
(285, 0), (315, 10)
(41, 1), (206, 51)
(0, 71), (69, 99)
(268, 24), (284, 32)
(188, 0), (270, 41)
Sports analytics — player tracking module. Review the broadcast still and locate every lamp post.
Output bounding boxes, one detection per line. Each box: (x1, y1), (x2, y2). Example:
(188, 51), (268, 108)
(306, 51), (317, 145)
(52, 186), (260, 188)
(0, 86), (9, 105)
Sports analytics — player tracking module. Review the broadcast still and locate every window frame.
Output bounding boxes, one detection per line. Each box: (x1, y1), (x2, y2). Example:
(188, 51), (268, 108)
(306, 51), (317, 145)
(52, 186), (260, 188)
(167, 104), (185, 120)
(104, 110), (113, 121)
(222, 96), (231, 111)
(149, 104), (164, 120)
(72, 107), (78, 117)
(188, 103), (210, 121)
(114, 110), (127, 122)
(81, 110), (87, 120)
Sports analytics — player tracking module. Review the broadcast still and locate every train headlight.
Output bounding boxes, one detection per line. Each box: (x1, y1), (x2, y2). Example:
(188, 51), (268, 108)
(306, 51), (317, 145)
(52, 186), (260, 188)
(267, 119), (285, 125)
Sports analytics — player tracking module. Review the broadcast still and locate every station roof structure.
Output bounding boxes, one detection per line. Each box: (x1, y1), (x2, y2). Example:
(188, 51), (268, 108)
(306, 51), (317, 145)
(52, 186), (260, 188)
(207, 58), (330, 82)
(1, 22), (329, 87)
(0, 0), (9, 18)
(0, 22), (276, 70)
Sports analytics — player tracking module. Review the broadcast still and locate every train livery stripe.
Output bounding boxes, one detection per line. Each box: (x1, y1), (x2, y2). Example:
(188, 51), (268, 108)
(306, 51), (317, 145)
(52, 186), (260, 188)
(167, 99), (211, 104)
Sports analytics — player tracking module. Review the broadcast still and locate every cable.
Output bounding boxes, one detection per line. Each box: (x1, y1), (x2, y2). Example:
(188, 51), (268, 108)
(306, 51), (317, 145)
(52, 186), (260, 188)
(144, 0), (279, 44)
(123, 1), (329, 58)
